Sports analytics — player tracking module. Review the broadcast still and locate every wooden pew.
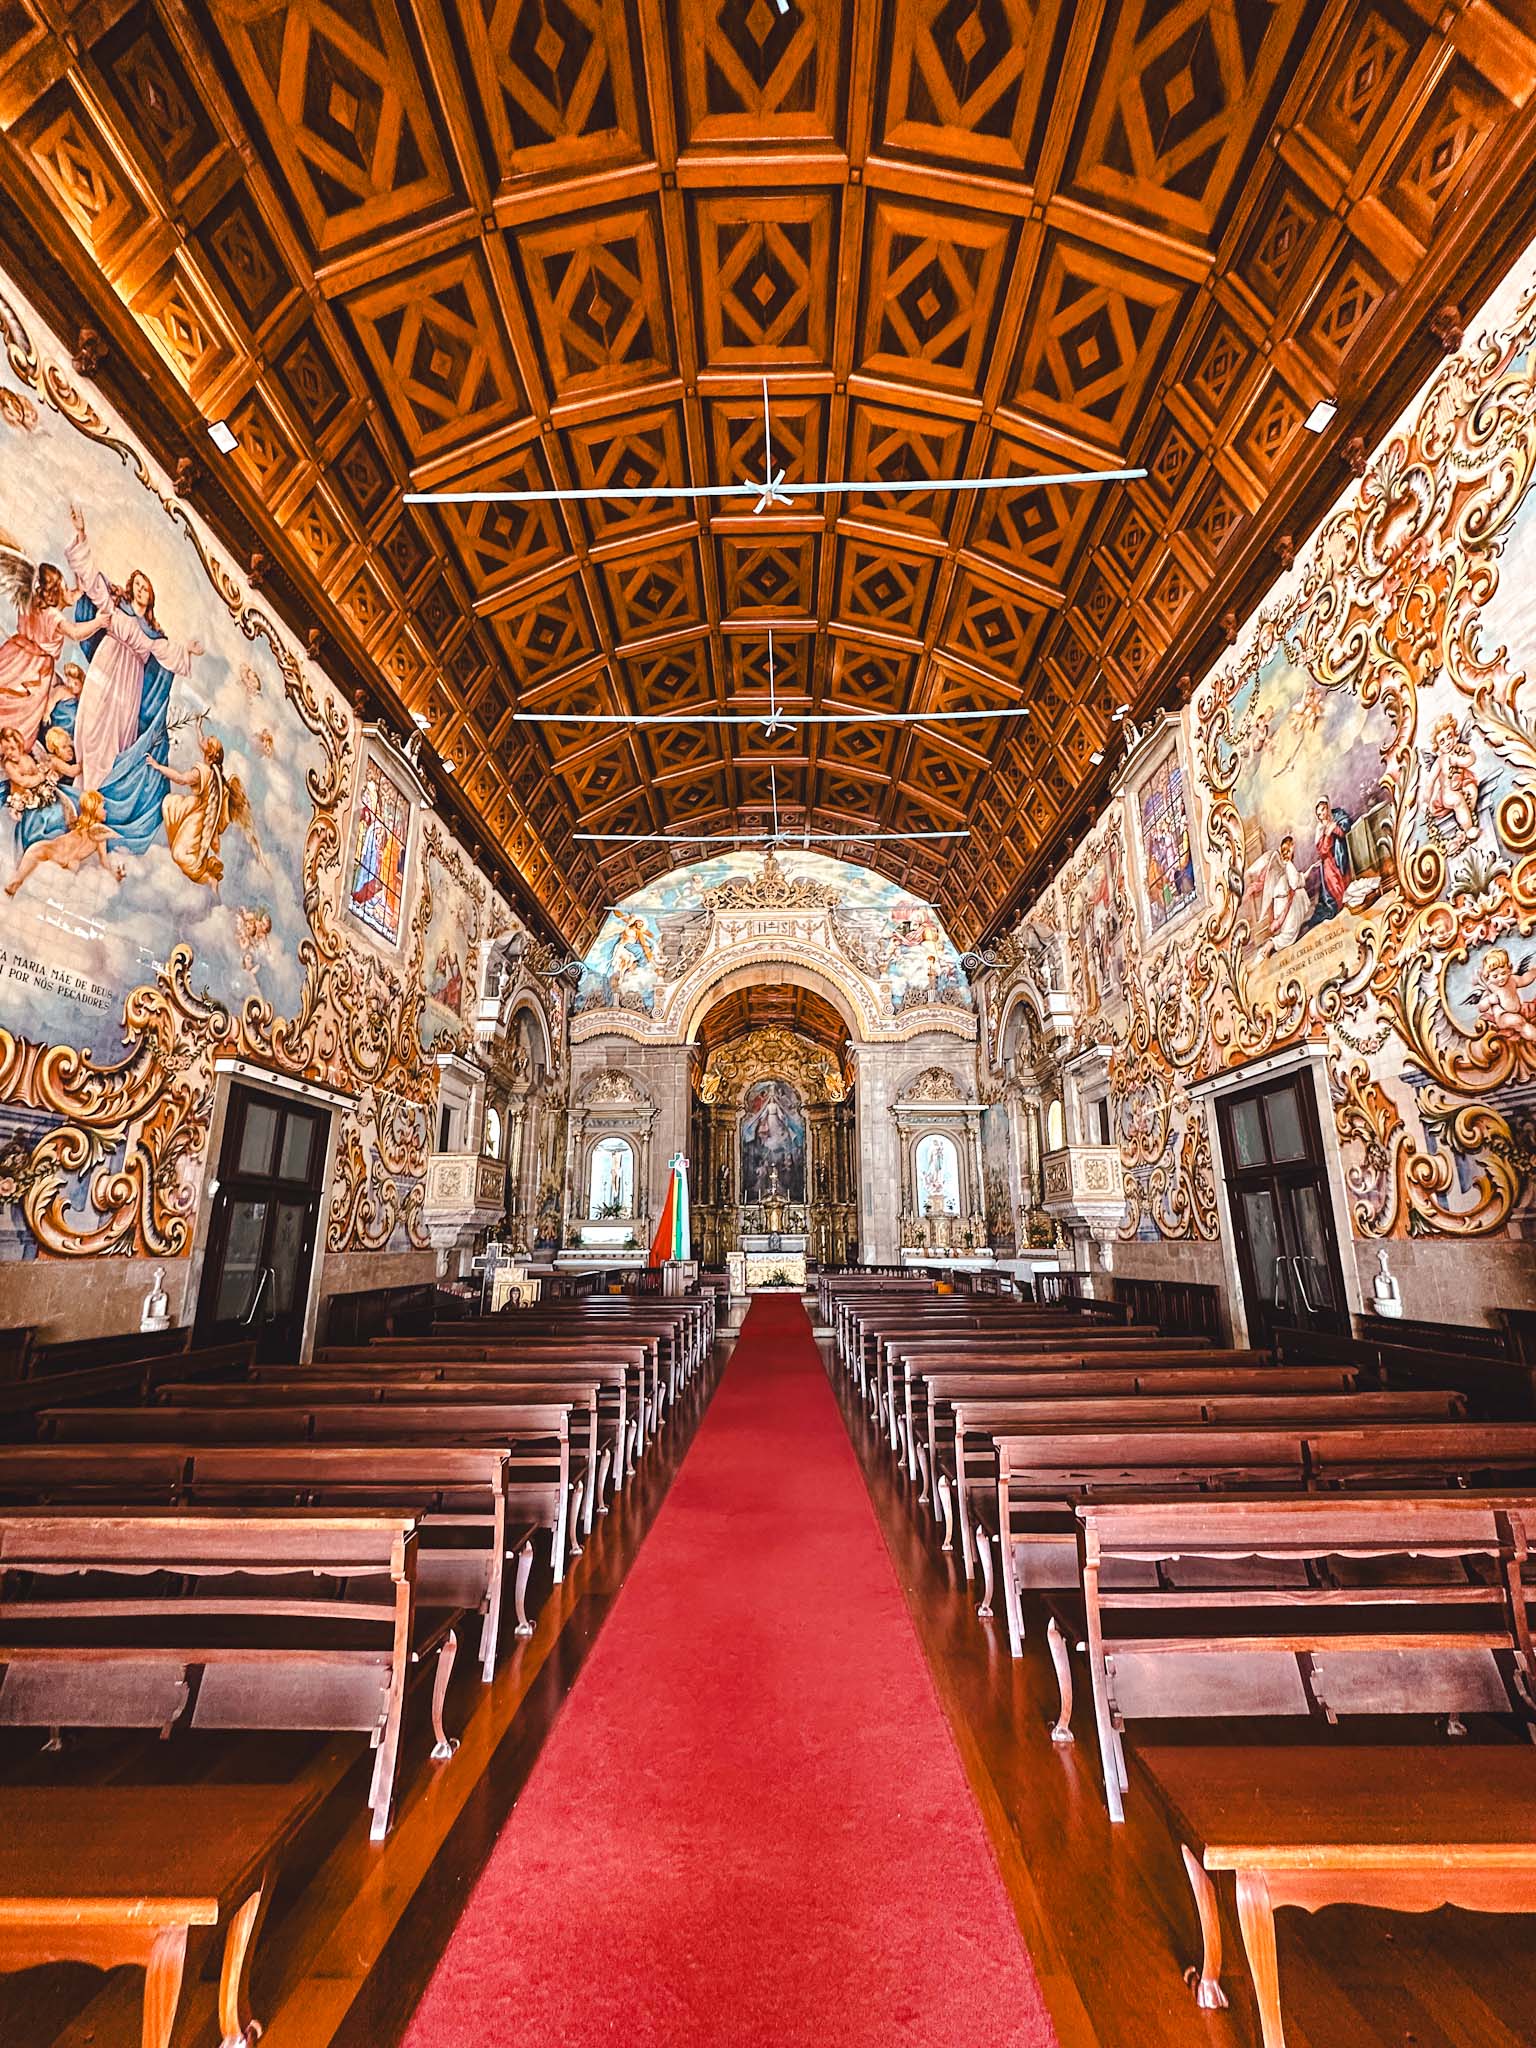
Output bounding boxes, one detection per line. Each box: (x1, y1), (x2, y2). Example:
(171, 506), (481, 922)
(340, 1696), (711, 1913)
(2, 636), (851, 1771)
(989, 1422), (1536, 1661)
(1069, 1491), (1536, 1820)
(1142, 1745), (1536, 2048)
(0, 1782), (328, 2048)
(0, 1509), (454, 1840)
(0, 1339), (256, 1429)
(0, 1443), (540, 1677)
(890, 1341), (1264, 1482)
(870, 1329), (1203, 1458)
(914, 1359), (1358, 1509)
(940, 1387), (1464, 1581)
(267, 1352), (636, 1490)
(159, 1373), (613, 1539)
(41, 1396), (582, 1582)
(321, 1338), (653, 1465)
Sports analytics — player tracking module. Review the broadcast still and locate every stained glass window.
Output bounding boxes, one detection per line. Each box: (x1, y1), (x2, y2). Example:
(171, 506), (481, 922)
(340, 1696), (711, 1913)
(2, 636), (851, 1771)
(1139, 752), (1197, 931)
(347, 763), (411, 946)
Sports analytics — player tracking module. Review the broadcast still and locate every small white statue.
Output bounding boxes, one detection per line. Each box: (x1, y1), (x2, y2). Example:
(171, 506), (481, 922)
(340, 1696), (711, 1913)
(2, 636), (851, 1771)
(140, 1265), (171, 1332)
(1371, 1248), (1403, 1319)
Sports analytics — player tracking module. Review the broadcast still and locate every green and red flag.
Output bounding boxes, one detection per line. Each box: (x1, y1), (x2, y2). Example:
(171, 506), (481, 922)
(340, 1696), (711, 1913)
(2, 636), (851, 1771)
(648, 1150), (691, 1266)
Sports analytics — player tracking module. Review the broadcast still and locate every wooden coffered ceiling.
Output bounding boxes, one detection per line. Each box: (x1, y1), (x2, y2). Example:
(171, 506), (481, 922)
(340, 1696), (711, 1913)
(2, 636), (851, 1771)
(4, 2), (1536, 949)
(695, 983), (850, 1054)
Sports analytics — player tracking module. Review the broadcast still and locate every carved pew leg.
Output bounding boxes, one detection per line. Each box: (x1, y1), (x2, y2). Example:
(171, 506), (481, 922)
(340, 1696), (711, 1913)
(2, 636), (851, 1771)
(217, 1884), (268, 2048)
(975, 1530), (995, 1619)
(935, 1474), (955, 1553)
(1235, 1870), (1286, 2048)
(430, 1631), (460, 1760)
(143, 1923), (190, 2048)
(1046, 1617), (1075, 1743)
(513, 1539), (536, 1636)
(567, 1484), (584, 1557)
(597, 1444), (613, 1512)
(915, 1442), (931, 1507)
(1179, 1846), (1228, 2011)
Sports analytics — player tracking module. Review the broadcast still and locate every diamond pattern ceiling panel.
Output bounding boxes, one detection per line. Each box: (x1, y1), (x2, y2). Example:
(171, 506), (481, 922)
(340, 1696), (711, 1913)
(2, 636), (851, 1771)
(4, 0), (1533, 948)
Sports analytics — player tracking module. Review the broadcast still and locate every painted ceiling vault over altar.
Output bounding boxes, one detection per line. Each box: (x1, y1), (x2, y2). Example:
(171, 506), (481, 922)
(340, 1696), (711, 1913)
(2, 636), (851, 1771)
(1, 3), (1534, 951)
(573, 848), (975, 1045)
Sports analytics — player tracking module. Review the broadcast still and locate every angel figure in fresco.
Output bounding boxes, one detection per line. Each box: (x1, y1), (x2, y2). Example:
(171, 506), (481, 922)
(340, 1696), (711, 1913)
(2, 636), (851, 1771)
(65, 504), (203, 848)
(1422, 712), (1482, 850)
(0, 537), (101, 752)
(1476, 948), (1536, 1046)
(4, 788), (123, 896)
(1251, 833), (1312, 960)
(1236, 699), (1273, 768)
(234, 905), (273, 973)
(608, 912), (657, 998)
(148, 725), (261, 892)
(1270, 679), (1327, 775)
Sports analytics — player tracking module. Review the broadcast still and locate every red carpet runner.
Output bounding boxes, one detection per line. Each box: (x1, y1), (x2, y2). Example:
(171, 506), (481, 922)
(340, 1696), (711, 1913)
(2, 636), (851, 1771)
(403, 1294), (1059, 2046)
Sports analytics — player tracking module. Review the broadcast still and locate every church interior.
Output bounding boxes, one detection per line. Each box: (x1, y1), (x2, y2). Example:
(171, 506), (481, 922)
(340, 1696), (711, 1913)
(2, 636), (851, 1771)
(3, 3), (1536, 2044)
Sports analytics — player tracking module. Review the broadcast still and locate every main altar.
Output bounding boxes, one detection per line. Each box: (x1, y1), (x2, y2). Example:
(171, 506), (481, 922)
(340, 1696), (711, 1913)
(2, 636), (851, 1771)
(726, 1166), (808, 1291)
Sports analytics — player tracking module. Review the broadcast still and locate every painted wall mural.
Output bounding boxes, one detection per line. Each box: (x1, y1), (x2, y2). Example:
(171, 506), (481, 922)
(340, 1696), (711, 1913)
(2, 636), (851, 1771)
(574, 849), (972, 1027)
(0, 266), (523, 1266)
(985, 232), (1536, 1251)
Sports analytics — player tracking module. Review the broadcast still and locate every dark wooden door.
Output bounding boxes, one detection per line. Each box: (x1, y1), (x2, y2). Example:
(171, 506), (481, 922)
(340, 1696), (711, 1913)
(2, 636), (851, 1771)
(195, 1084), (329, 1360)
(1216, 1071), (1349, 1349)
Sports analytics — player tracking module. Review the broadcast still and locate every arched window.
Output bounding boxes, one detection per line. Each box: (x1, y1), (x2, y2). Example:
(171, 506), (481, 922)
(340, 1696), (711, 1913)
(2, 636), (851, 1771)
(589, 1136), (635, 1218)
(1045, 1098), (1066, 1151)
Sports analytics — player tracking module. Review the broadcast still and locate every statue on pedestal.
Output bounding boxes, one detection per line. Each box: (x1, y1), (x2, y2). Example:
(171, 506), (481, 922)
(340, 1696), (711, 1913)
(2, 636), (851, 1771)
(140, 1265), (171, 1332)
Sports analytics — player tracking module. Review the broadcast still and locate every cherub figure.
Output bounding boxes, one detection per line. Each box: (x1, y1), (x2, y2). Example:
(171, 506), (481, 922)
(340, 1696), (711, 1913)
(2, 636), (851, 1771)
(4, 788), (123, 895)
(1422, 712), (1481, 849)
(148, 725), (261, 891)
(234, 905), (273, 973)
(1476, 947), (1536, 1046)
(1238, 699), (1273, 766)
(1271, 679), (1327, 774)
(1, 726), (60, 813)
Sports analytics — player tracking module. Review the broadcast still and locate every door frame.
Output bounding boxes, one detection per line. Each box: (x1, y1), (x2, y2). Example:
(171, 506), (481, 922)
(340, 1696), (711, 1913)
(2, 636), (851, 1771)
(1188, 1043), (1362, 1348)
(184, 1058), (355, 1363)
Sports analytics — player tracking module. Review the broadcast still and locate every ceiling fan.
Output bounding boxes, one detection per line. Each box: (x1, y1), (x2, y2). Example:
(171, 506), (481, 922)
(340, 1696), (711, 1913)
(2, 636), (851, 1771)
(573, 764), (968, 849)
(406, 379), (1142, 521)
(407, 378), (1140, 849)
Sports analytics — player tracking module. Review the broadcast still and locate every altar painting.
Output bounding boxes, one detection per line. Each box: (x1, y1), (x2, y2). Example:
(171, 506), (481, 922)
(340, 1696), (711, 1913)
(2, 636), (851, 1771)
(740, 1078), (806, 1202)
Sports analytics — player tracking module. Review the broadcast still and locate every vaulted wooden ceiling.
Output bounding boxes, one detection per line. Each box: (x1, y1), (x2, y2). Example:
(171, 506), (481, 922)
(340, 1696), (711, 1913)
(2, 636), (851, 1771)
(695, 983), (850, 1054)
(4, 1), (1534, 948)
